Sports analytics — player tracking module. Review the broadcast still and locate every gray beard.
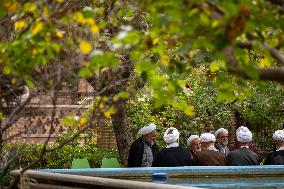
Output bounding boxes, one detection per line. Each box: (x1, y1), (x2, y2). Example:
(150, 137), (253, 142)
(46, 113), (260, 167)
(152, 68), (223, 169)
(219, 141), (228, 147)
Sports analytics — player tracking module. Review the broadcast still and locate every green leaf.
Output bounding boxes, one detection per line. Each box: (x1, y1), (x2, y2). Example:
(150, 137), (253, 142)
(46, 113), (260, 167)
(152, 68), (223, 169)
(90, 52), (120, 71)
(0, 111), (3, 120)
(113, 92), (130, 101)
(82, 6), (94, 18)
(78, 67), (93, 77)
(0, 6), (6, 19)
(25, 79), (35, 88)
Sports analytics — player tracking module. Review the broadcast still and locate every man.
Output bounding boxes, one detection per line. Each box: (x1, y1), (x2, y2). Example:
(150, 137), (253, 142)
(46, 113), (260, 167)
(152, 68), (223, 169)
(152, 127), (191, 167)
(193, 133), (225, 166)
(127, 123), (159, 167)
(187, 135), (201, 160)
(229, 126), (258, 155)
(226, 128), (258, 166)
(264, 130), (284, 165)
(215, 128), (230, 157)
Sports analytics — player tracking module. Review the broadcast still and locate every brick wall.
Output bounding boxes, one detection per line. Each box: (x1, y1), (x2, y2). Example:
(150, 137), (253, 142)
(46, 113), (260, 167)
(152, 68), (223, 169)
(3, 79), (117, 148)
(3, 105), (117, 148)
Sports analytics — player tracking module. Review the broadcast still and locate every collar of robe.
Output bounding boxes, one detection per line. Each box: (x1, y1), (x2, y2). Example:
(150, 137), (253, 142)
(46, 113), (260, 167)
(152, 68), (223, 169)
(207, 146), (219, 151)
(276, 146), (284, 151)
(166, 142), (179, 148)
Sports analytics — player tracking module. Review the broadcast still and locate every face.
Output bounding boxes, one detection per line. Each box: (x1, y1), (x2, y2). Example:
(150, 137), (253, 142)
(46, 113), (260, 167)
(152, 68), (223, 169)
(201, 142), (208, 151)
(217, 132), (228, 146)
(144, 130), (157, 143)
(190, 138), (201, 153)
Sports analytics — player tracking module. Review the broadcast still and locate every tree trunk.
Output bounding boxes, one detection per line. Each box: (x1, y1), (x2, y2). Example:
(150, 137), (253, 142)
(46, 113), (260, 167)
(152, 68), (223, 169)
(229, 109), (246, 144)
(111, 99), (133, 166)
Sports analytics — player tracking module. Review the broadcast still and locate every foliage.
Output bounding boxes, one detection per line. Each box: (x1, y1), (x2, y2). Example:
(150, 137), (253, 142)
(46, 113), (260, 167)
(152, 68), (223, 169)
(1, 1), (284, 186)
(127, 69), (284, 149)
(127, 77), (233, 148)
(0, 143), (119, 186)
(234, 81), (284, 148)
(1, 1), (283, 132)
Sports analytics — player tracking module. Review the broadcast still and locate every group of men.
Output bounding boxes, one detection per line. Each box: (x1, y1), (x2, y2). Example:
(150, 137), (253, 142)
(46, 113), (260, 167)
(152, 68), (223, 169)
(127, 123), (284, 167)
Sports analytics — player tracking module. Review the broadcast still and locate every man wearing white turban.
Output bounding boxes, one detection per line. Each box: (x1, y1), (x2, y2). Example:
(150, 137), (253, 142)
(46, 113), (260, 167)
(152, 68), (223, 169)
(193, 133), (225, 166)
(264, 130), (284, 165)
(127, 123), (159, 167)
(187, 135), (201, 160)
(230, 126), (258, 155)
(152, 127), (191, 167)
(215, 128), (230, 157)
(226, 129), (258, 166)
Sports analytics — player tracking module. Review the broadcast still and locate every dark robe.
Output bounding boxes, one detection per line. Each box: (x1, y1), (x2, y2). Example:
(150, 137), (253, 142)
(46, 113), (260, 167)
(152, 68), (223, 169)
(226, 148), (258, 166)
(152, 146), (192, 167)
(127, 137), (159, 167)
(229, 143), (258, 155)
(193, 150), (225, 166)
(264, 150), (284, 165)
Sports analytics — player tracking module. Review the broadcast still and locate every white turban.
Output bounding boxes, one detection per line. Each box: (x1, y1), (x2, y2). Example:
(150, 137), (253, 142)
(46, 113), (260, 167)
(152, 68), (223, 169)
(237, 129), (252, 143)
(236, 126), (249, 134)
(200, 133), (216, 143)
(215, 128), (228, 138)
(272, 130), (284, 141)
(187, 135), (199, 147)
(138, 123), (156, 136)
(164, 127), (179, 144)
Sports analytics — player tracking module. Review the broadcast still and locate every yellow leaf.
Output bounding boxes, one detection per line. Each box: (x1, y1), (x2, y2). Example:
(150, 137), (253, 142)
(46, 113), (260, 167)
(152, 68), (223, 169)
(99, 103), (105, 109)
(96, 7), (105, 16)
(74, 12), (85, 24)
(184, 106), (195, 117)
(56, 0), (65, 3)
(188, 8), (199, 16)
(79, 117), (88, 126)
(153, 38), (159, 45)
(79, 40), (92, 54)
(104, 111), (111, 118)
(210, 60), (220, 72)
(82, 61), (90, 66)
(3, 67), (11, 75)
(11, 78), (17, 84)
(259, 57), (271, 68)
(32, 22), (43, 36)
(24, 3), (37, 13)
(91, 25), (99, 34)
(212, 20), (220, 28)
(161, 54), (169, 66)
(43, 7), (49, 18)
(104, 106), (116, 118)
(5, 2), (18, 12)
(32, 48), (38, 55)
(85, 18), (95, 25)
(14, 20), (27, 30)
(56, 30), (64, 38)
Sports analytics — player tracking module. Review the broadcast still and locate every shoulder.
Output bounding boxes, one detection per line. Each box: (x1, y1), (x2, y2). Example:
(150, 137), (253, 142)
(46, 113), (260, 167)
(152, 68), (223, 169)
(230, 148), (240, 154)
(270, 150), (284, 156)
(245, 148), (258, 156)
(131, 138), (143, 147)
(195, 150), (210, 157)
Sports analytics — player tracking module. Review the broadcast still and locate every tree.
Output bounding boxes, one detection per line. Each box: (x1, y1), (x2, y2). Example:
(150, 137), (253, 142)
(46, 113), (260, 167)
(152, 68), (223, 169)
(0, 0), (142, 186)
(1, 0), (284, 187)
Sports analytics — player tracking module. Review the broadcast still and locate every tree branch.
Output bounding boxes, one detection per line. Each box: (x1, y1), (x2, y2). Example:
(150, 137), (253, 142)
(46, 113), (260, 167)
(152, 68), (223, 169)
(269, 0), (284, 6)
(224, 46), (284, 82)
(237, 41), (284, 65)
(263, 42), (284, 66)
(2, 89), (39, 133)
